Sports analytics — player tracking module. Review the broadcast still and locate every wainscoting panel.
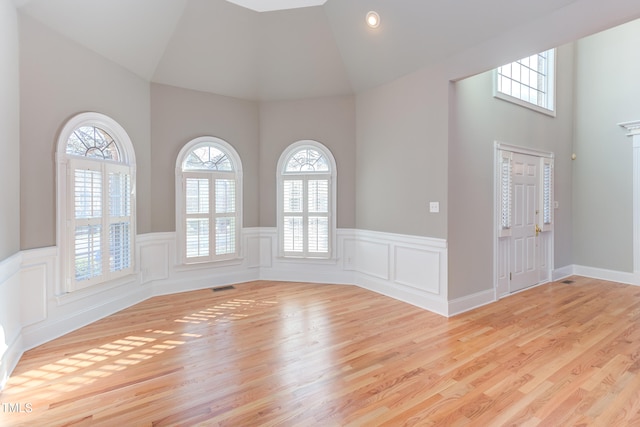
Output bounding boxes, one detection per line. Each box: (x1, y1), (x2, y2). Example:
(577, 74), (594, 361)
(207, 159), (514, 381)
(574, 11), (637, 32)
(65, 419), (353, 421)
(138, 233), (172, 284)
(246, 234), (262, 269)
(393, 245), (441, 294)
(19, 265), (47, 326)
(355, 239), (390, 281)
(353, 230), (448, 316)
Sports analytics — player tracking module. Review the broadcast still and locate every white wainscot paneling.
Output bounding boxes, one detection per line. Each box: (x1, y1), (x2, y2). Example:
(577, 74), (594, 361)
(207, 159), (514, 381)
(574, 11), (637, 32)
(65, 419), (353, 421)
(151, 230), (261, 296)
(342, 238), (356, 271)
(0, 252), (23, 389)
(20, 265), (47, 326)
(256, 228), (355, 285)
(356, 240), (390, 280)
(394, 245), (441, 294)
(138, 233), (172, 284)
(20, 247), (57, 327)
(244, 228), (272, 269)
(353, 230), (448, 316)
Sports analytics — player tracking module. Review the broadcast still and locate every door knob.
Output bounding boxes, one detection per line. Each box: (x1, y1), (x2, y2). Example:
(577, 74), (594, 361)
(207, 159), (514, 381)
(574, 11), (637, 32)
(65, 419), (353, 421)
(535, 224), (542, 236)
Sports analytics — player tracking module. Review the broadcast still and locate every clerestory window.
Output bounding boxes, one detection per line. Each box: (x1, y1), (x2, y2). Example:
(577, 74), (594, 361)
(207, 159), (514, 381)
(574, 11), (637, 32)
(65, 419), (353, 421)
(495, 49), (556, 116)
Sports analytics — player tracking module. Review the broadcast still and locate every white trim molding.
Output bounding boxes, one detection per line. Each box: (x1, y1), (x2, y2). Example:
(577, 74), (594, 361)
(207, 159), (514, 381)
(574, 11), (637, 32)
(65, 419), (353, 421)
(0, 252), (23, 390)
(619, 120), (640, 281)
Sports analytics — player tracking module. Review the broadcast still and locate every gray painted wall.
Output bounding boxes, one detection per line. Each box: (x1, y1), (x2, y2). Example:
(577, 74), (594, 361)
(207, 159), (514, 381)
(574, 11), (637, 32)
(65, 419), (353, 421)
(355, 66), (449, 238)
(19, 14), (152, 250)
(259, 96), (356, 228)
(12, 3), (640, 305)
(449, 44), (576, 300)
(150, 83), (260, 231)
(572, 20), (640, 272)
(0, 0), (19, 261)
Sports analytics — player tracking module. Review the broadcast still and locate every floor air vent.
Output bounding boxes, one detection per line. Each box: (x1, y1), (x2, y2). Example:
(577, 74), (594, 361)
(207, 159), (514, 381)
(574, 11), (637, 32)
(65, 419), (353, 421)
(212, 285), (235, 292)
(561, 279), (575, 284)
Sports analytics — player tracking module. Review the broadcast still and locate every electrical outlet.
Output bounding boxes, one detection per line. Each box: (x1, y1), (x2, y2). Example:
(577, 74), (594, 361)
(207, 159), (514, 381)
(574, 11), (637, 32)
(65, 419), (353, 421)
(429, 201), (439, 213)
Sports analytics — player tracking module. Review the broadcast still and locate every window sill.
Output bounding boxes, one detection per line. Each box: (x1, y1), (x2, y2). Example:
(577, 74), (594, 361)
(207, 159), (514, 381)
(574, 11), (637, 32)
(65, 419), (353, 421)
(494, 92), (556, 117)
(175, 257), (244, 272)
(276, 256), (337, 265)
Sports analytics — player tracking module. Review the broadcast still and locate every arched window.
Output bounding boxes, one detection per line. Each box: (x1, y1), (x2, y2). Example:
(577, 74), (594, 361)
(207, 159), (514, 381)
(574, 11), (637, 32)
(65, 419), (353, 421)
(176, 137), (242, 264)
(57, 112), (136, 292)
(277, 141), (336, 259)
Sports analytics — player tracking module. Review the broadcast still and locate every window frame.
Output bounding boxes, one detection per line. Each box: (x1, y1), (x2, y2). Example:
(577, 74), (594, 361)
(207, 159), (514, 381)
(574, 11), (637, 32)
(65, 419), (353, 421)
(56, 112), (137, 293)
(277, 140), (337, 260)
(494, 48), (556, 117)
(175, 136), (243, 265)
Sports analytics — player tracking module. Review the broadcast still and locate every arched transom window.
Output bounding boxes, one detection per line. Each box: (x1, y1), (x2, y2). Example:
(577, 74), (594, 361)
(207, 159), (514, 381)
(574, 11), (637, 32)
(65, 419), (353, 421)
(176, 137), (242, 264)
(57, 113), (136, 292)
(277, 141), (336, 259)
(66, 126), (121, 160)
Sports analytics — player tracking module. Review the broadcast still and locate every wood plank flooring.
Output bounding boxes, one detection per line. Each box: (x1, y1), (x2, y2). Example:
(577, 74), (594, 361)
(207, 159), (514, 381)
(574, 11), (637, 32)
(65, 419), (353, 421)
(2, 276), (640, 426)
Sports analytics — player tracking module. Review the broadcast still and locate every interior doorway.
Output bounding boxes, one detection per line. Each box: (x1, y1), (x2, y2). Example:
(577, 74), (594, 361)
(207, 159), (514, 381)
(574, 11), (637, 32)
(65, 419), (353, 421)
(495, 143), (554, 297)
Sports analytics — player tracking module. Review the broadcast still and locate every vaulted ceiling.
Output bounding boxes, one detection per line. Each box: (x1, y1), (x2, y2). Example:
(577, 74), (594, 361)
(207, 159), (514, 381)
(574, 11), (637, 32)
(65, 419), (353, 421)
(12, 0), (640, 100)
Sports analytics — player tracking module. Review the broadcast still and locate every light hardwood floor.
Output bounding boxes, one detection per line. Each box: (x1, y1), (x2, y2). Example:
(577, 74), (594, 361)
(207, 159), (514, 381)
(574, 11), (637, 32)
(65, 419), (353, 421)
(2, 276), (640, 426)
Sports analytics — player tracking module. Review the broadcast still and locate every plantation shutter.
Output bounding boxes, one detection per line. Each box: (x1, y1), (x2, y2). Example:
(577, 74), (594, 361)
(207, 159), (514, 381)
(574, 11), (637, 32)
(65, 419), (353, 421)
(282, 176), (330, 257)
(541, 158), (554, 232)
(108, 164), (133, 274)
(184, 174), (210, 261)
(498, 151), (512, 238)
(68, 160), (133, 290)
(71, 160), (104, 285)
(308, 179), (329, 254)
(183, 171), (239, 263)
(283, 178), (304, 254)
(214, 178), (236, 256)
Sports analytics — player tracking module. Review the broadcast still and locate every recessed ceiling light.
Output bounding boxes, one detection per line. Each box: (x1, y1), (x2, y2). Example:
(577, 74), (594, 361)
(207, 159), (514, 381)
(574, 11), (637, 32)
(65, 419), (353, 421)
(366, 11), (380, 29)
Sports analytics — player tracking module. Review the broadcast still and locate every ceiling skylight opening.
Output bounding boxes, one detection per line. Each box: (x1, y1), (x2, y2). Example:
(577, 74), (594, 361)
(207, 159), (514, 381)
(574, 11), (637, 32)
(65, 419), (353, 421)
(225, 0), (326, 12)
(366, 11), (380, 29)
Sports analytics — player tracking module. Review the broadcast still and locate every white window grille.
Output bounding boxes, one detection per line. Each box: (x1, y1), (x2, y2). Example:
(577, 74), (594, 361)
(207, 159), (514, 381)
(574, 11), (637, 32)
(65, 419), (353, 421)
(495, 49), (556, 116)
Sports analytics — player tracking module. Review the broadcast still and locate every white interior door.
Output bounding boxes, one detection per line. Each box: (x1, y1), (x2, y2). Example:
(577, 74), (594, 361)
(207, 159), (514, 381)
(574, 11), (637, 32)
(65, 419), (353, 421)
(510, 152), (542, 292)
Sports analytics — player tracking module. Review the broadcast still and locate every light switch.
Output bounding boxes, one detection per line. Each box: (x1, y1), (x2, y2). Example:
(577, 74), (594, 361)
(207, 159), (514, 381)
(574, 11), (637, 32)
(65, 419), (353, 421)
(429, 201), (439, 213)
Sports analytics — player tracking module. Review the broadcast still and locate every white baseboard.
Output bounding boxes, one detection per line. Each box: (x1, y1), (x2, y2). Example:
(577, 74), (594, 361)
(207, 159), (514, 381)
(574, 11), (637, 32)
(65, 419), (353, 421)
(552, 264), (575, 281)
(572, 264), (639, 286)
(355, 272), (448, 316)
(447, 288), (496, 316)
